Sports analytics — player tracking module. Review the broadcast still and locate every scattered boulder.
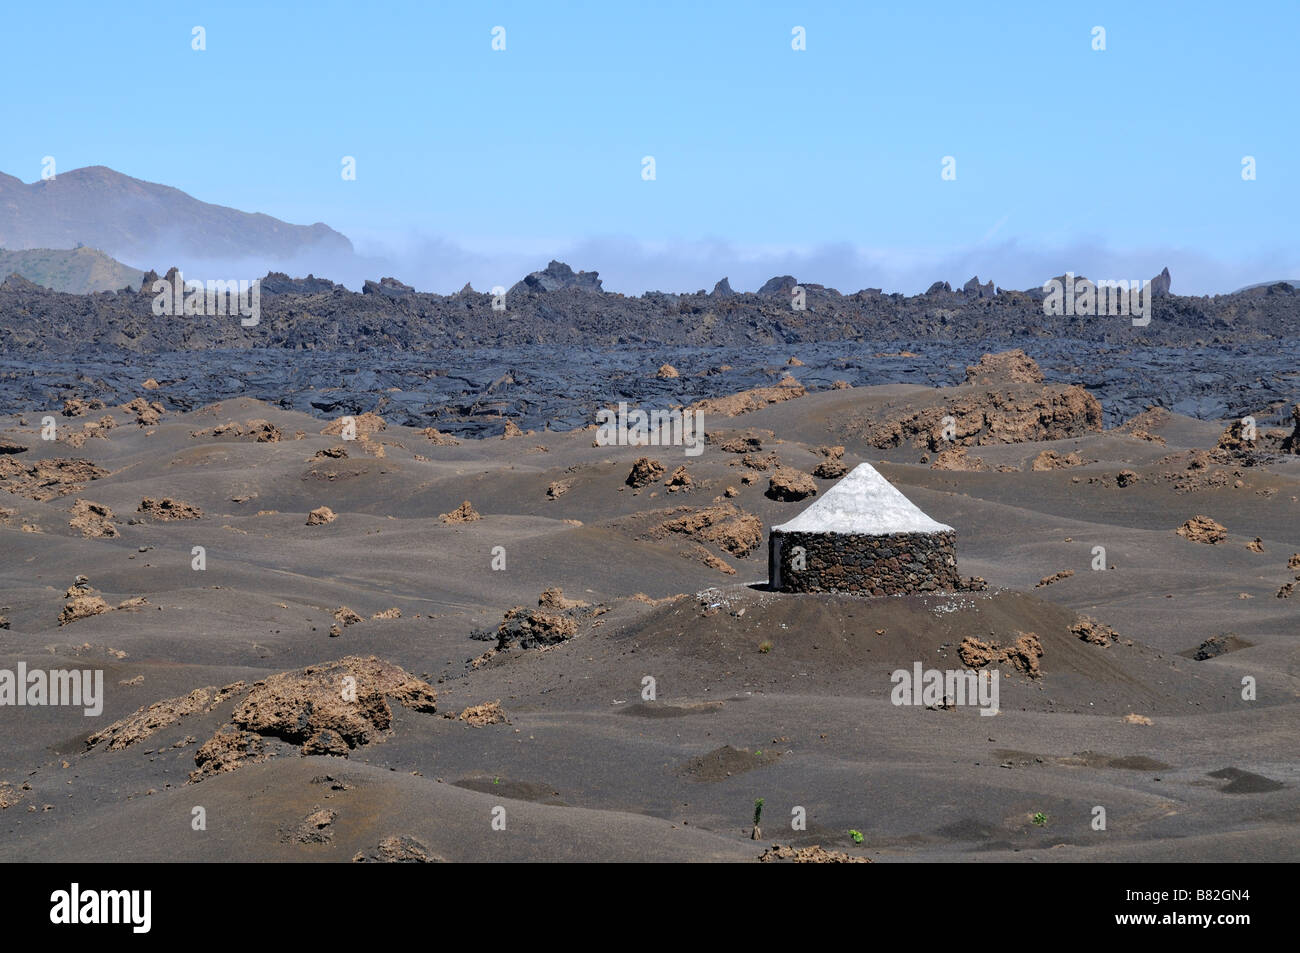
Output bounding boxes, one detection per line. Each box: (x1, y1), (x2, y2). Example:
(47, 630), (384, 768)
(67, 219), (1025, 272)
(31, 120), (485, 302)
(665, 466), (692, 491)
(333, 606), (363, 627)
(812, 458), (847, 479)
(243, 419), (283, 443)
(1070, 616), (1120, 645)
(964, 349), (1044, 385)
(758, 844), (870, 864)
(689, 377), (805, 418)
(306, 506), (337, 526)
(190, 728), (267, 781)
(1036, 569), (1074, 588)
(656, 363), (679, 379)
(930, 448), (986, 471)
(58, 578), (111, 626)
(138, 497), (202, 521)
(69, 500), (118, 538)
(1177, 515), (1227, 544)
(322, 412), (386, 437)
(627, 457), (666, 488)
(958, 633), (1043, 678)
(659, 503), (763, 557)
(493, 607), (578, 650)
(1031, 450), (1085, 471)
(439, 501), (480, 523)
(539, 587), (589, 610)
(88, 686), (218, 750)
(352, 835), (439, 863)
(231, 656), (437, 749)
(459, 701), (508, 726)
(420, 427), (460, 446)
(766, 466), (817, 501)
(0, 457), (108, 501)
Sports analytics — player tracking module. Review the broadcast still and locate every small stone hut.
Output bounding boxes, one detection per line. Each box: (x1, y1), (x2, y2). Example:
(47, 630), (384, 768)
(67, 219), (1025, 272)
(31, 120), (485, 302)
(768, 463), (959, 595)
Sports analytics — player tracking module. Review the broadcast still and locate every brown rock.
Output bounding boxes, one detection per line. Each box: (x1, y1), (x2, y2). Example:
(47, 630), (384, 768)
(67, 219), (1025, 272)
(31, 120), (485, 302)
(958, 633), (1043, 678)
(322, 412), (386, 437)
(665, 465), (692, 491)
(766, 466), (817, 501)
(58, 579), (111, 626)
(930, 447), (987, 471)
(89, 687), (217, 750)
(1035, 569), (1074, 588)
(439, 500), (480, 523)
(138, 497), (202, 520)
(419, 427), (460, 446)
(69, 499), (118, 538)
(1070, 616), (1120, 645)
(495, 607), (578, 649)
(1031, 449), (1084, 471)
(964, 349), (1044, 385)
(655, 363), (679, 379)
(758, 844), (869, 864)
(865, 385), (1101, 451)
(1177, 515), (1227, 544)
(1246, 537), (1264, 553)
(306, 505), (337, 526)
(243, 419), (282, 443)
(232, 655), (437, 748)
(0, 457), (108, 502)
(539, 587), (588, 609)
(333, 606), (363, 627)
(689, 378), (806, 417)
(660, 503), (763, 557)
(546, 479), (571, 500)
(626, 457), (666, 488)
(352, 835), (439, 863)
(459, 701), (508, 726)
(190, 728), (267, 781)
(812, 459), (848, 479)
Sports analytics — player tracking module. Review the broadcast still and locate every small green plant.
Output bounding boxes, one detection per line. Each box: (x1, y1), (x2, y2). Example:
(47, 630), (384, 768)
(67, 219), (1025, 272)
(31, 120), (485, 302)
(493, 777), (500, 785)
(758, 640), (773, 654)
(849, 829), (864, 844)
(753, 798), (764, 827)
(1032, 812), (1047, 826)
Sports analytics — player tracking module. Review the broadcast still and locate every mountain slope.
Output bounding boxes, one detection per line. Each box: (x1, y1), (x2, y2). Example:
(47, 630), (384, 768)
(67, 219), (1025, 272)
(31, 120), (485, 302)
(0, 166), (352, 265)
(0, 245), (143, 293)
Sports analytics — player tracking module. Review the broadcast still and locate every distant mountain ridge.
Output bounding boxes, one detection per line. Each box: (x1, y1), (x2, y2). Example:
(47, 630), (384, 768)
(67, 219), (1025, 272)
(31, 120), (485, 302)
(0, 166), (352, 267)
(0, 246), (143, 294)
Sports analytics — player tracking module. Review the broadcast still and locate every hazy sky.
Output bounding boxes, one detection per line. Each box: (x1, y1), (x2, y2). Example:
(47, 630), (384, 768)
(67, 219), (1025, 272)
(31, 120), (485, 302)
(4, 1), (1296, 294)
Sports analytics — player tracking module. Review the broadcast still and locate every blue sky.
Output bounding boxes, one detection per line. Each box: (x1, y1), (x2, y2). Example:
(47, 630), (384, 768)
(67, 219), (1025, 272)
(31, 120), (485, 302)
(3, 1), (1296, 294)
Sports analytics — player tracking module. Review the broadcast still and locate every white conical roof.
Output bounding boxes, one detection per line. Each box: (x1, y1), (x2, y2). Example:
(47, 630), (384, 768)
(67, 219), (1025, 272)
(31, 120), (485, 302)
(771, 463), (953, 535)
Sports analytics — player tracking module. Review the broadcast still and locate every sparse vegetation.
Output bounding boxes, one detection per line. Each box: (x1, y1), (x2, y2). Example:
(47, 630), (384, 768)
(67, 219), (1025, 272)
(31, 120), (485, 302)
(849, 829), (864, 844)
